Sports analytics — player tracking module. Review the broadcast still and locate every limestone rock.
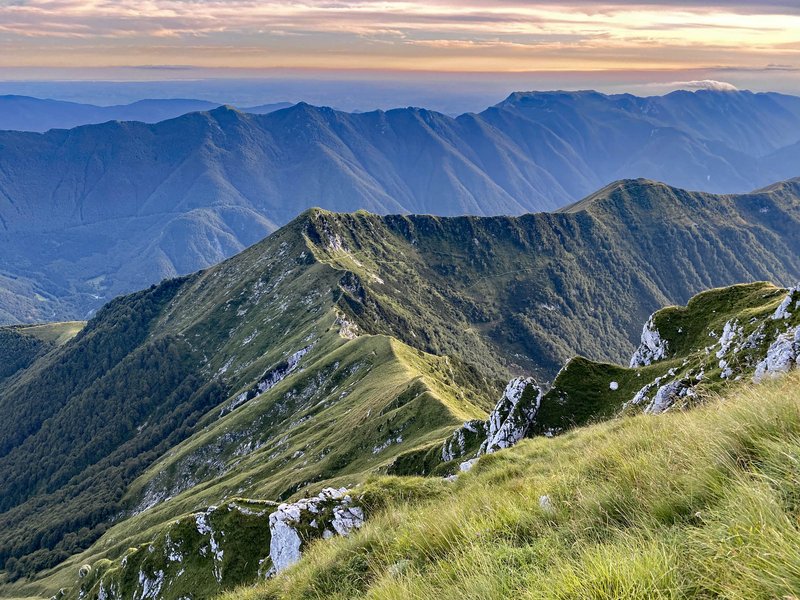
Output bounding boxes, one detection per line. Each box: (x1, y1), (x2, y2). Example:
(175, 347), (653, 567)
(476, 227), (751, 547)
(753, 326), (800, 383)
(630, 315), (668, 367)
(441, 419), (487, 462)
(772, 286), (800, 320)
(267, 487), (365, 576)
(644, 380), (695, 415)
(480, 377), (542, 455)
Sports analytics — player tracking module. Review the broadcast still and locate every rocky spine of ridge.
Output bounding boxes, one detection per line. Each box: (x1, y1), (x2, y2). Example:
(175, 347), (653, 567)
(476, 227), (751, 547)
(438, 283), (800, 470)
(441, 377), (542, 471)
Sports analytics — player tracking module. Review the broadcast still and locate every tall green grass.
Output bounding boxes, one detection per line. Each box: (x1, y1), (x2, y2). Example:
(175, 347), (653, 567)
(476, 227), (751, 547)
(222, 373), (800, 600)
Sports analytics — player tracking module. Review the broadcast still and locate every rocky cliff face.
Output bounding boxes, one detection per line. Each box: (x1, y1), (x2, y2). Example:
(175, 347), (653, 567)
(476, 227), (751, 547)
(630, 316), (669, 367)
(480, 378), (542, 455)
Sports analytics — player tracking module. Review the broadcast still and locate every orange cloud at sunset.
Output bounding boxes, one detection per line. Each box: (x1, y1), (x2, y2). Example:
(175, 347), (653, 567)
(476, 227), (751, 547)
(0, 1), (798, 74)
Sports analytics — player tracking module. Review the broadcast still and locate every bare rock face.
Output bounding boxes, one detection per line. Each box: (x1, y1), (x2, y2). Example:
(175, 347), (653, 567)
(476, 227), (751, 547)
(630, 315), (669, 367)
(480, 377), (542, 455)
(772, 286), (800, 320)
(441, 419), (488, 462)
(440, 377), (541, 467)
(644, 380), (696, 415)
(268, 487), (365, 575)
(754, 326), (800, 383)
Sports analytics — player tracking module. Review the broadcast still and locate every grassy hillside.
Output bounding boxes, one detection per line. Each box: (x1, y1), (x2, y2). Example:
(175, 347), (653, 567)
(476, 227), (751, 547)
(3, 179), (800, 598)
(11, 322), (85, 345)
(26, 283), (800, 600)
(227, 371), (800, 600)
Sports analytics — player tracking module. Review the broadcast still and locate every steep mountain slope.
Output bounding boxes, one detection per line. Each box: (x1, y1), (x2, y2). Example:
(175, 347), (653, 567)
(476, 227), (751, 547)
(0, 321), (83, 384)
(27, 281), (800, 600)
(223, 372), (800, 600)
(2, 89), (800, 324)
(3, 179), (800, 599)
(0, 95), (293, 133)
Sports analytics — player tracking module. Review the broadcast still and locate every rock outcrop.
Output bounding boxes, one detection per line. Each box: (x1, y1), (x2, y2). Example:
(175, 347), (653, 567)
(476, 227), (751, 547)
(268, 487), (365, 575)
(754, 326), (800, 383)
(441, 419), (488, 462)
(644, 380), (696, 415)
(630, 315), (669, 367)
(772, 286), (800, 320)
(480, 377), (542, 455)
(441, 377), (542, 467)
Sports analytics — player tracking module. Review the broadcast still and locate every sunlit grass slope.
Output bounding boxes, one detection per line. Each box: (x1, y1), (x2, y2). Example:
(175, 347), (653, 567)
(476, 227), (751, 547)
(226, 372), (800, 600)
(12, 321), (86, 345)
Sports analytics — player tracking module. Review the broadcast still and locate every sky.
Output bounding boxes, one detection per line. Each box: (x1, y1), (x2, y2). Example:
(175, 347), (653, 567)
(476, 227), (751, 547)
(1, 1), (800, 109)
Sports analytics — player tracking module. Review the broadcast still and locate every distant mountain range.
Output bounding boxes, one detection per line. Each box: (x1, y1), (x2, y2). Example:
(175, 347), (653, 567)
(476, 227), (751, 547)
(0, 95), (293, 132)
(2, 178), (800, 597)
(1, 89), (800, 323)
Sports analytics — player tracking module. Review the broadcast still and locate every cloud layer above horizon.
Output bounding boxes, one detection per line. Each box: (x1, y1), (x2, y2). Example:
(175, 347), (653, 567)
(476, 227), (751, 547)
(1, 1), (799, 79)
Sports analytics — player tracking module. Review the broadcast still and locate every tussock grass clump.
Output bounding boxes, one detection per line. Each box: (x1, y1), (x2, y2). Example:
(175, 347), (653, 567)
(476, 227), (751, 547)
(222, 373), (800, 599)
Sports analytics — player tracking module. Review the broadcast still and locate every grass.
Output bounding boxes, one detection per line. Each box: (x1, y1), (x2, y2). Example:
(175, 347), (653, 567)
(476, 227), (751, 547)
(12, 321), (86, 345)
(5, 199), (800, 598)
(221, 372), (800, 600)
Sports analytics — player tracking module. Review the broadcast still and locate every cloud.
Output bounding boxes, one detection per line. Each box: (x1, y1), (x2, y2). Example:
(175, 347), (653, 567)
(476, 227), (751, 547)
(672, 79), (739, 91)
(0, 1), (799, 74)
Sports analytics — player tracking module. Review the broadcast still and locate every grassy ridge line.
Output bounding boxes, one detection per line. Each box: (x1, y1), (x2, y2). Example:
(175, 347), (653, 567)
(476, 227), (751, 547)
(9, 322), (86, 346)
(530, 281), (794, 436)
(300, 182), (800, 383)
(226, 371), (800, 600)
(10, 334), (481, 599)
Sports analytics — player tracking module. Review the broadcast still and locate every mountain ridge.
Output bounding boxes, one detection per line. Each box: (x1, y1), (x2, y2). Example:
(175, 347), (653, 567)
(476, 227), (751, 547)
(3, 177), (800, 596)
(0, 95), (294, 133)
(2, 90), (800, 324)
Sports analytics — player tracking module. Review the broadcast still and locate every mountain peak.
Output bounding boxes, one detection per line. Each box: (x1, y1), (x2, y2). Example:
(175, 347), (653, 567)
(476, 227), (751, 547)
(558, 178), (674, 213)
(208, 103), (242, 115)
(497, 89), (608, 108)
(753, 176), (800, 195)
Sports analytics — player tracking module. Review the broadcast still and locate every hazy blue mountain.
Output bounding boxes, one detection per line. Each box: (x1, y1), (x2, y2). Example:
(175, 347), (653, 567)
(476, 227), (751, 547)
(0, 96), (219, 132)
(0, 95), (294, 132)
(1, 89), (800, 323)
(241, 101), (295, 114)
